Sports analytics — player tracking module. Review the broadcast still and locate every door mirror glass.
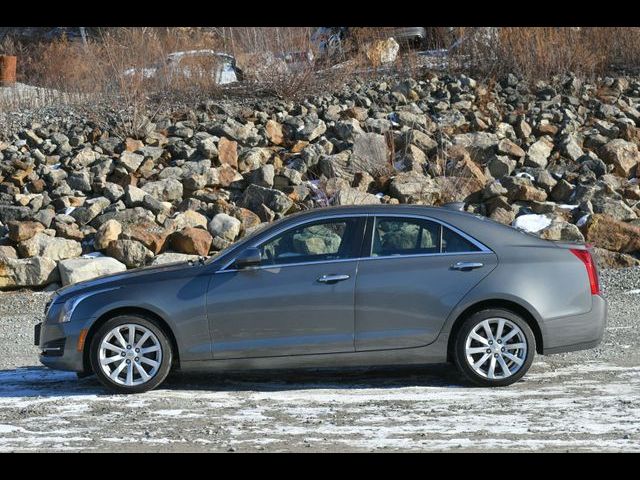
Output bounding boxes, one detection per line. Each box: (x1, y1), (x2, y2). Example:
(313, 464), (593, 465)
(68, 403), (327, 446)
(232, 247), (262, 269)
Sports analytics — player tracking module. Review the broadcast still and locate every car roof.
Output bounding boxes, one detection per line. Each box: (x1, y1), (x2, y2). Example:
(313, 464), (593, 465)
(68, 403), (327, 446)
(278, 204), (549, 250)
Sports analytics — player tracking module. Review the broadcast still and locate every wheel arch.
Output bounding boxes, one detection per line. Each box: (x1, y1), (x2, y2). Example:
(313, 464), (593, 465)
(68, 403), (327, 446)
(446, 299), (544, 361)
(83, 307), (180, 373)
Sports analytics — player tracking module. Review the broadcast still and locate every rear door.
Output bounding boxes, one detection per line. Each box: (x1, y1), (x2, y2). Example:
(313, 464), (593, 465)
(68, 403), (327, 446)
(354, 215), (497, 351)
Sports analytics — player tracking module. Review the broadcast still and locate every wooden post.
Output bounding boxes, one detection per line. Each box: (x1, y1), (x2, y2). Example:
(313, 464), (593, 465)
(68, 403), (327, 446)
(0, 55), (17, 86)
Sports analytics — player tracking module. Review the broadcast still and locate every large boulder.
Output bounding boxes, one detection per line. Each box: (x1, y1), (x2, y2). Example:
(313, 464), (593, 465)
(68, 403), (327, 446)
(18, 233), (82, 261)
(331, 187), (381, 206)
(525, 137), (554, 168)
(0, 256), (59, 288)
(58, 257), (127, 286)
(365, 37), (400, 65)
(164, 210), (209, 232)
(592, 247), (640, 268)
(141, 178), (183, 202)
(389, 172), (440, 204)
(151, 252), (201, 265)
(94, 219), (122, 250)
(599, 139), (639, 178)
(208, 213), (241, 242)
(71, 197), (111, 225)
(106, 239), (154, 268)
(582, 214), (640, 253)
(7, 221), (45, 242)
(120, 221), (171, 254)
(170, 227), (213, 256)
(240, 184), (294, 218)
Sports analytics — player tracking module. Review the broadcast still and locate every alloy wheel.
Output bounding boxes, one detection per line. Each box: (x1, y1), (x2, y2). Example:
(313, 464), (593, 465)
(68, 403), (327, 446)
(98, 324), (163, 387)
(464, 318), (528, 380)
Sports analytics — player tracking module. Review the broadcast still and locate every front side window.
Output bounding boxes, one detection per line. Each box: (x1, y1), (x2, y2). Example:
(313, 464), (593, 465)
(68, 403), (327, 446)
(259, 218), (361, 266)
(371, 216), (483, 257)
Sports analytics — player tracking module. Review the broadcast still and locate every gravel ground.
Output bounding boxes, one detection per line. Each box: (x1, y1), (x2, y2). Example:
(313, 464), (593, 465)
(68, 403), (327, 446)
(0, 268), (638, 452)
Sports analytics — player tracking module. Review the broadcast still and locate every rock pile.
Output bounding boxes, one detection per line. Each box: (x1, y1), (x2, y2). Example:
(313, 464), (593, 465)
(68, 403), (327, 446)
(2, 71), (640, 288)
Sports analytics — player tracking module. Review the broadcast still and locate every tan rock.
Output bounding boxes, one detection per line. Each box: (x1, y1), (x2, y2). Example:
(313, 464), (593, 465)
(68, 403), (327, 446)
(8, 221), (45, 242)
(170, 227), (213, 256)
(94, 219), (122, 250)
(124, 137), (144, 152)
(265, 120), (284, 145)
(121, 221), (170, 254)
(218, 137), (238, 169)
(583, 214), (640, 253)
(599, 139), (640, 178)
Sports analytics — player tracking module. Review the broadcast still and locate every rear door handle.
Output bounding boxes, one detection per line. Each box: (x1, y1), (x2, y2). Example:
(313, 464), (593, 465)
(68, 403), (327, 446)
(451, 262), (484, 271)
(317, 274), (351, 284)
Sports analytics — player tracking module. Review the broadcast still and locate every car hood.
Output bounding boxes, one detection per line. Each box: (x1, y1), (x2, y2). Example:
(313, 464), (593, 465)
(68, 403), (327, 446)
(54, 260), (201, 301)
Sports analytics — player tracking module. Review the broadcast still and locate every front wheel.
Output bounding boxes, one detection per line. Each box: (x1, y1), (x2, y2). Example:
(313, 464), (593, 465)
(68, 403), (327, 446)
(453, 309), (535, 387)
(90, 316), (172, 394)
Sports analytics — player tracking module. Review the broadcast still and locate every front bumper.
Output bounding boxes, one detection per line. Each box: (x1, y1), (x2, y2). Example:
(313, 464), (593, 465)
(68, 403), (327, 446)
(542, 294), (608, 355)
(35, 320), (86, 373)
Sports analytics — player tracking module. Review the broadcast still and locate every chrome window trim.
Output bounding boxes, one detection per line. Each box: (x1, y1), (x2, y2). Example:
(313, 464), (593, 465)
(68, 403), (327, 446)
(217, 213), (369, 272)
(216, 211), (493, 274)
(368, 214), (492, 257)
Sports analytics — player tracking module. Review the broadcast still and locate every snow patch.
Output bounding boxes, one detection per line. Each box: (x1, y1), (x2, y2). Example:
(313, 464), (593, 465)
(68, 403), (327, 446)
(513, 214), (552, 233)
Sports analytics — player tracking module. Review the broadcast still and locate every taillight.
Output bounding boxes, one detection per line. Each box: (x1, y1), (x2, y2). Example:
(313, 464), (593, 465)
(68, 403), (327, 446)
(570, 248), (600, 295)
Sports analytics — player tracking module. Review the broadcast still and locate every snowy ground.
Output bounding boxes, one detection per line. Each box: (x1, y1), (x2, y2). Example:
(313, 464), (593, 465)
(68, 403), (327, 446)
(0, 268), (639, 452)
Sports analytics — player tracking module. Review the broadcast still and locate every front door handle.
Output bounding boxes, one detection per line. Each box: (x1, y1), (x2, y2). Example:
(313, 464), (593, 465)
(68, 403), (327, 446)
(451, 262), (484, 271)
(317, 274), (351, 284)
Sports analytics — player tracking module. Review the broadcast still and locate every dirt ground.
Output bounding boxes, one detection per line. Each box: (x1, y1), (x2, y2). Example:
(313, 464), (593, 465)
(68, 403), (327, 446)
(0, 268), (639, 452)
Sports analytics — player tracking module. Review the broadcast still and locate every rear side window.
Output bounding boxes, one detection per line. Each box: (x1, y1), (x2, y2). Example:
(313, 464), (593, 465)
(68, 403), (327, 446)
(442, 226), (481, 253)
(371, 217), (440, 257)
(371, 216), (482, 257)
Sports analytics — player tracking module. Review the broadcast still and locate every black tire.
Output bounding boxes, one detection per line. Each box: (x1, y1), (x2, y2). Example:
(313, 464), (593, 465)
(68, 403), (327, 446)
(453, 309), (536, 387)
(89, 315), (172, 394)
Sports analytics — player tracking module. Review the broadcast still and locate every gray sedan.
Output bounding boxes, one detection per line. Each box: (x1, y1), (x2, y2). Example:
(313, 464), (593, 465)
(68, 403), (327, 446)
(35, 205), (607, 393)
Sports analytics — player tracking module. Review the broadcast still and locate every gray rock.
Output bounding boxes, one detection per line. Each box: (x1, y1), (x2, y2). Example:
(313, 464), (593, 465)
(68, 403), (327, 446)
(71, 196), (111, 225)
(525, 138), (554, 168)
(331, 187), (381, 205)
(118, 151), (145, 172)
(248, 164), (275, 188)
(151, 252), (201, 265)
(0, 256), (59, 288)
(241, 184), (294, 218)
(124, 185), (147, 207)
(141, 178), (183, 202)
(208, 213), (241, 242)
(105, 239), (154, 268)
(18, 233), (82, 261)
(58, 256), (127, 286)
(486, 155), (516, 179)
(389, 172), (440, 204)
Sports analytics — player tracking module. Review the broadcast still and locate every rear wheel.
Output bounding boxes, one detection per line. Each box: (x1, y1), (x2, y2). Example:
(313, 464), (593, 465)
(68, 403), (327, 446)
(453, 309), (535, 387)
(90, 315), (172, 394)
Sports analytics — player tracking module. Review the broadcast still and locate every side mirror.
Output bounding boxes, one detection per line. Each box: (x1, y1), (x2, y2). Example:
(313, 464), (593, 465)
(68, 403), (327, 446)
(232, 247), (262, 269)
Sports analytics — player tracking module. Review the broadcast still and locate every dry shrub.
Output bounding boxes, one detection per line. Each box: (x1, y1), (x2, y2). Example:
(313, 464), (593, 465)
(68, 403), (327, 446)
(451, 27), (640, 79)
(223, 27), (317, 99)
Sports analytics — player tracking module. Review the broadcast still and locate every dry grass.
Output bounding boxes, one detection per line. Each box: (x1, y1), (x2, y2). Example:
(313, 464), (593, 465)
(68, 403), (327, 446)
(450, 27), (640, 79)
(4, 27), (640, 117)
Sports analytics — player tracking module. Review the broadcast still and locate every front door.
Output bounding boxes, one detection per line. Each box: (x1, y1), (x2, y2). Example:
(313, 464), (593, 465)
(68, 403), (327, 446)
(207, 216), (365, 359)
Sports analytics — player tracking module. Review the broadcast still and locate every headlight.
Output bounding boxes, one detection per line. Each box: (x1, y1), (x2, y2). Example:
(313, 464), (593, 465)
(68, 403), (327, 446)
(59, 296), (85, 323)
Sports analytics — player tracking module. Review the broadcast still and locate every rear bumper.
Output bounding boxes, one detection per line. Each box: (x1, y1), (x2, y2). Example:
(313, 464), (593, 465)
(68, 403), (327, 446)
(36, 321), (86, 373)
(541, 294), (607, 355)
